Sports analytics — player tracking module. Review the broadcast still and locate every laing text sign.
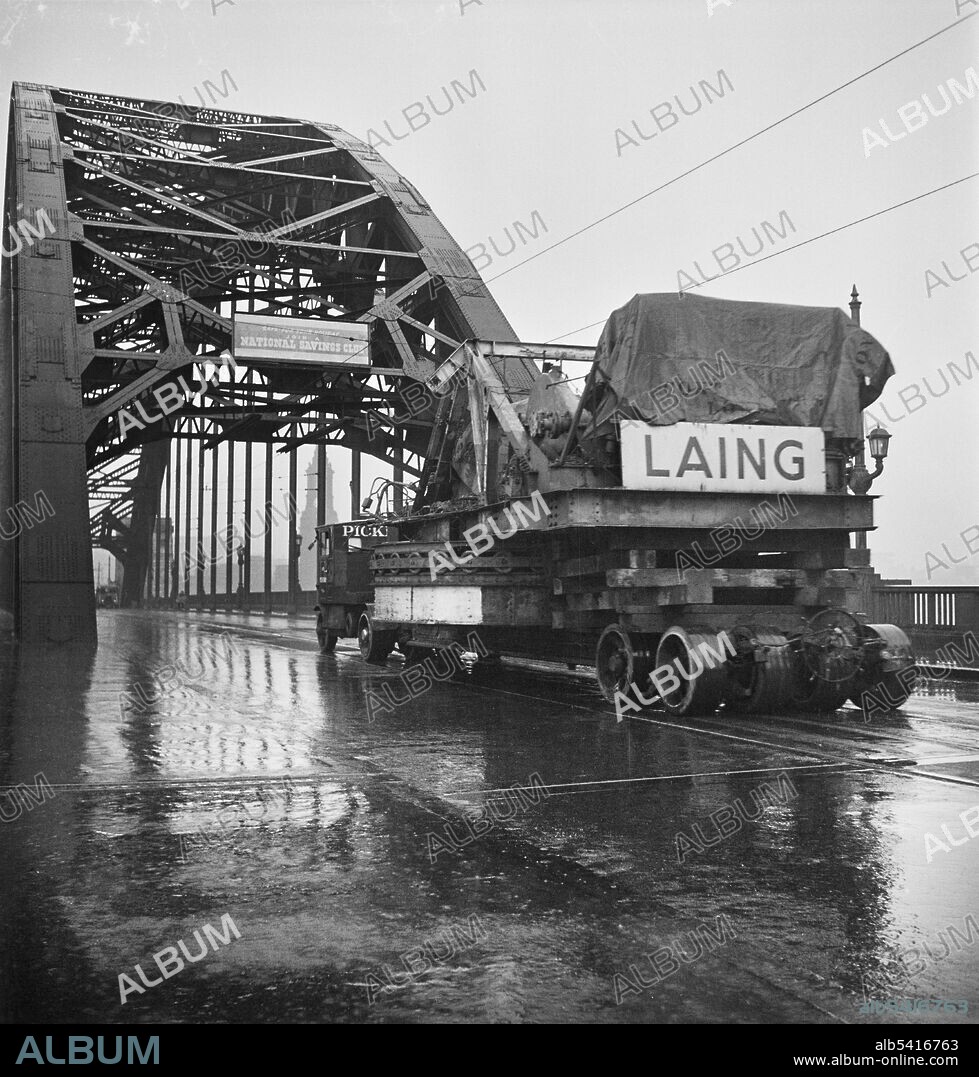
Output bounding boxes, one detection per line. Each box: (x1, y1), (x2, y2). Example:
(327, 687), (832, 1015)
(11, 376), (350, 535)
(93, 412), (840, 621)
(620, 420), (825, 494)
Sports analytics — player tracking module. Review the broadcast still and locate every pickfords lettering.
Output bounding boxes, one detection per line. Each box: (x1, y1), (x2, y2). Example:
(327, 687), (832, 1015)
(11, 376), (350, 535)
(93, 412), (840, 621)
(341, 524), (389, 538)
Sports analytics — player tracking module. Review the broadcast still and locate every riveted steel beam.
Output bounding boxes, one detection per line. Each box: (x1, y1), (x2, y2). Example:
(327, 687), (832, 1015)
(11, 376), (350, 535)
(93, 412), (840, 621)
(5, 83), (527, 640)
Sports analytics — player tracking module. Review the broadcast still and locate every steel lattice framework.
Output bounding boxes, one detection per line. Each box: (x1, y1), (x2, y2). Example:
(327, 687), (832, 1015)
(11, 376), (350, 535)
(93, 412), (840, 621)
(2, 83), (537, 644)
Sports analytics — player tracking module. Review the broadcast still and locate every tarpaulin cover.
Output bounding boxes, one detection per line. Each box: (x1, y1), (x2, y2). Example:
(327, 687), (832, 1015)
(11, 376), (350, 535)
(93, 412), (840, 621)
(588, 293), (895, 439)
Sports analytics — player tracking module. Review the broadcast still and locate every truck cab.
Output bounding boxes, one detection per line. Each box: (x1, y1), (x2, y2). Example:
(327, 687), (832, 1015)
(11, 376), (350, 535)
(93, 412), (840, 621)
(95, 583), (119, 608)
(314, 519), (397, 652)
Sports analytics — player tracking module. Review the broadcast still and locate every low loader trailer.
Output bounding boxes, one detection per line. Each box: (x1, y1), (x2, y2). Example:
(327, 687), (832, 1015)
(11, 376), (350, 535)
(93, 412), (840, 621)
(315, 292), (916, 718)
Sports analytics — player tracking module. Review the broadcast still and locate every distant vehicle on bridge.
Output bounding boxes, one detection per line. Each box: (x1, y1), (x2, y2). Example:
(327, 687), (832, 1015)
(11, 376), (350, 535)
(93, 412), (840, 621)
(95, 584), (119, 609)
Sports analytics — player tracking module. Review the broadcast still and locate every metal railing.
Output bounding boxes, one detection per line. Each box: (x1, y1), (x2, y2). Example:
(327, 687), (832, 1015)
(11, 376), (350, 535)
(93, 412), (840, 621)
(868, 586), (979, 628)
(867, 585), (979, 665)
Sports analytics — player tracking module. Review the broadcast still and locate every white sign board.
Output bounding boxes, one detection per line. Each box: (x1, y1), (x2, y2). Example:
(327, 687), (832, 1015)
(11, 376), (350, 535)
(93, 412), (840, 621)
(234, 313), (369, 366)
(620, 420), (825, 495)
(340, 523), (390, 539)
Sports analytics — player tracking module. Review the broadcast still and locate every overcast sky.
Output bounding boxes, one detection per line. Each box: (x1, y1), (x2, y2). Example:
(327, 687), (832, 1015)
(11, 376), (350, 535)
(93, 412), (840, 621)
(3, 0), (978, 585)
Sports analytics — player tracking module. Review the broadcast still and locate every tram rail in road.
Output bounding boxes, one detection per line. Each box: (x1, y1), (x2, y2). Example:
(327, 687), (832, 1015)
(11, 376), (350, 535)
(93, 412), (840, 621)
(114, 609), (979, 794)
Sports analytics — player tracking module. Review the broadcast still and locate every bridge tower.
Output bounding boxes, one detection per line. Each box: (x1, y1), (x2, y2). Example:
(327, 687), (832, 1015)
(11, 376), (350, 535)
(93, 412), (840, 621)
(1, 84), (95, 644)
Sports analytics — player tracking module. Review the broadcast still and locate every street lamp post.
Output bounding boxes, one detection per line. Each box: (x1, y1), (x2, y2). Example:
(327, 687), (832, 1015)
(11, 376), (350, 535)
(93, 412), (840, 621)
(848, 425), (892, 551)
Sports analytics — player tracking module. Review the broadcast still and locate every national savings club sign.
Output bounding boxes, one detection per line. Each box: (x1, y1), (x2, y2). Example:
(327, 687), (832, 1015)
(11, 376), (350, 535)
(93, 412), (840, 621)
(233, 313), (370, 367)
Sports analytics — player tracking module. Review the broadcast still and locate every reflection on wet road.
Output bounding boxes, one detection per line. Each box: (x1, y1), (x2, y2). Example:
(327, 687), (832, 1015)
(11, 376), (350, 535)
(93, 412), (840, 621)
(1, 610), (977, 1023)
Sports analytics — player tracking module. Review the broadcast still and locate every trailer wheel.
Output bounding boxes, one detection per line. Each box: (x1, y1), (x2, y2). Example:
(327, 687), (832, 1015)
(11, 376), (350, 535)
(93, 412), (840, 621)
(316, 613), (338, 654)
(791, 674), (852, 713)
(791, 609), (861, 713)
(852, 670), (917, 716)
(595, 624), (654, 704)
(725, 628), (795, 714)
(790, 649), (852, 712)
(849, 624), (917, 713)
(654, 626), (728, 717)
(358, 613), (395, 665)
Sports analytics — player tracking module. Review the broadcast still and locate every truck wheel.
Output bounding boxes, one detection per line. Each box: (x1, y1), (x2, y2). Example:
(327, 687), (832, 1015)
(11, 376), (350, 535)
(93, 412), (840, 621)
(358, 613), (395, 665)
(316, 613), (338, 654)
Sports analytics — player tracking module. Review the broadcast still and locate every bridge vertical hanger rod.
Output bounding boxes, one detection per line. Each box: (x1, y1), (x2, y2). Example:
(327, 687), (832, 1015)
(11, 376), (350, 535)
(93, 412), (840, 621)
(210, 445), (219, 612)
(196, 439), (205, 606)
(264, 441), (273, 614)
(394, 433), (404, 513)
(157, 459), (164, 601)
(184, 436), (193, 601)
(148, 499), (155, 604)
(163, 453), (172, 604)
(226, 441), (235, 606)
(152, 498), (160, 604)
(173, 438), (182, 604)
(317, 424), (326, 529)
(243, 441), (252, 612)
(351, 450), (361, 518)
(288, 447), (298, 615)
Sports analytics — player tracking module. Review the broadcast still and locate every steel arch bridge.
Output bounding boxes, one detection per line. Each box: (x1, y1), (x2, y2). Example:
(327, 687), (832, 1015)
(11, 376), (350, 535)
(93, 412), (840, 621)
(1, 83), (539, 645)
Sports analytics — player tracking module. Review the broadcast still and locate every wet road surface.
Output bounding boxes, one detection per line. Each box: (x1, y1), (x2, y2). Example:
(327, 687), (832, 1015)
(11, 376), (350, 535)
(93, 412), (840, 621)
(1, 609), (977, 1024)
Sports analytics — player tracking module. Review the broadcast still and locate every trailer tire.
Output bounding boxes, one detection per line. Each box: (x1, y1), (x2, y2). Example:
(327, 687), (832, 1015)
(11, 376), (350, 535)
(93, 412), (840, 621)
(725, 628), (794, 714)
(790, 674), (851, 714)
(848, 625), (917, 712)
(791, 609), (861, 713)
(595, 624), (655, 704)
(654, 626), (728, 717)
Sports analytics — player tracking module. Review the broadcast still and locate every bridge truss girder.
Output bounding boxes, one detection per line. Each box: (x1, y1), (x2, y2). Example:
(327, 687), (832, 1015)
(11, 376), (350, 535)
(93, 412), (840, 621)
(1, 83), (539, 644)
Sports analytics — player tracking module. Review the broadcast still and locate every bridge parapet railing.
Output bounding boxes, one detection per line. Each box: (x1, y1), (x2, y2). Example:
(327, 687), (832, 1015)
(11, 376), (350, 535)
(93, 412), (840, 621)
(869, 586), (979, 666)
